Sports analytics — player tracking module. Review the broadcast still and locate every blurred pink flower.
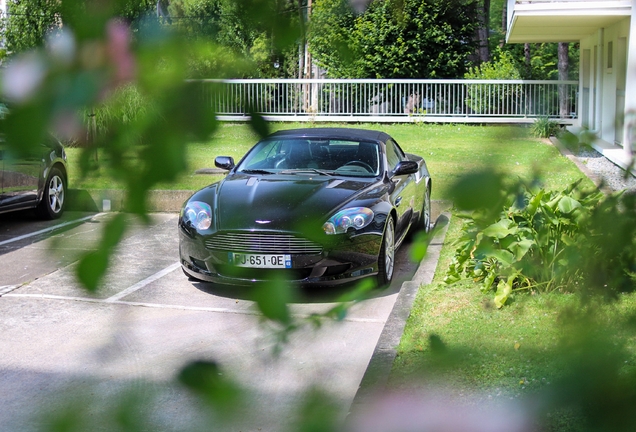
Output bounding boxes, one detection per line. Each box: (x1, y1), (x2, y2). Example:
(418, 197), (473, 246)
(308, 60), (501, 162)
(2, 53), (47, 103)
(348, 390), (533, 432)
(107, 19), (136, 84)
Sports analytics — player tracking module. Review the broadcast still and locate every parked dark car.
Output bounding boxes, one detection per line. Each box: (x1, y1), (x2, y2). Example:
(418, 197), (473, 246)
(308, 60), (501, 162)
(0, 135), (68, 219)
(179, 128), (431, 287)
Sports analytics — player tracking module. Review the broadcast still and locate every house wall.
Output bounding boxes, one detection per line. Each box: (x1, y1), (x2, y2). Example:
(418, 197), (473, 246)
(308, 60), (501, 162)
(579, 18), (631, 145)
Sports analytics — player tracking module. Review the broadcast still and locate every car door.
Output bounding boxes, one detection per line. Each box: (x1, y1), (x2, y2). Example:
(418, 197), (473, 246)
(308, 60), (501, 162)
(385, 138), (417, 240)
(0, 143), (41, 209)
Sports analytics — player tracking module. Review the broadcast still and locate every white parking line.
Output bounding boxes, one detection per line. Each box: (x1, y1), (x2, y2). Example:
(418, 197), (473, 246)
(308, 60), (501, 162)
(105, 262), (181, 302)
(0, 213), (105, 247)
(4, 292), (386, 323)
(0, 285), (18, 296)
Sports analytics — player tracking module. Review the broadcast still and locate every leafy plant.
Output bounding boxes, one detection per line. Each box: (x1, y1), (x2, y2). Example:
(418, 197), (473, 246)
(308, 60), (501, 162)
(464, 49), (522, 81)
(87, 83), (152, 139)
(445, 179), (606, 307)
(532, 116), (560, 138)
(464, 50), (523, 115)
(309, 0), (477, 78)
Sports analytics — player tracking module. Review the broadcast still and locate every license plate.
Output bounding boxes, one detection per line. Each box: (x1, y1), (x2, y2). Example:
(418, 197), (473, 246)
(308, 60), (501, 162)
(229, 253), (292, 269)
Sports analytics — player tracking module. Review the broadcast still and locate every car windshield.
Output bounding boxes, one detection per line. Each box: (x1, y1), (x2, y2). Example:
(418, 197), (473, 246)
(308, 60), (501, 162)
(236, 138), (381, 177)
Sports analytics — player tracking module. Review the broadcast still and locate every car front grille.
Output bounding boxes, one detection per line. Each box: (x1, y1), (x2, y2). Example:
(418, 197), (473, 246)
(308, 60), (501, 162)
(205, 232), (323, 254)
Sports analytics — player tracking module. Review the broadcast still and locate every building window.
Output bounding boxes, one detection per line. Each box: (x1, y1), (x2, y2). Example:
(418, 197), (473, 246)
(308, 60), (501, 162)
(607, 41), (613, 73)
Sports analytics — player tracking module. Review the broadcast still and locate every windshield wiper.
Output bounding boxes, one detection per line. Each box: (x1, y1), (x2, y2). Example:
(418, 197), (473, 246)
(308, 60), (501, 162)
(241, 169), (275, 175)
(280, 168), (335, 176)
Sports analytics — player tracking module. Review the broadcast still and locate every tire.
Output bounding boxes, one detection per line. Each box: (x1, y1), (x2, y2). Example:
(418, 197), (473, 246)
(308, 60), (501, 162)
(36, 167), (66, 220)
(377, 216), (395, 287)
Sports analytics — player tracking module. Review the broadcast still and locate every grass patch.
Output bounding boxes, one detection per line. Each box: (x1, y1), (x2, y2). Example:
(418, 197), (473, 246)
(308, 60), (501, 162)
(392, 201), (636, 431)
(67, 123), (588, 198)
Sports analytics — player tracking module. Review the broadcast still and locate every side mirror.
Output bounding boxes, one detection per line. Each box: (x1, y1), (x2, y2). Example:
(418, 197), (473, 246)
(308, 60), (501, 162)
(215, 156), (235, 171)
(391, 160), (418, 177)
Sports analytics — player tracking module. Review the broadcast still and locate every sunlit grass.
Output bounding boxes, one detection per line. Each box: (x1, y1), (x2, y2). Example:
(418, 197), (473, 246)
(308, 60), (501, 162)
(67, 122), (590, 197)
(394, 214), (576, 394)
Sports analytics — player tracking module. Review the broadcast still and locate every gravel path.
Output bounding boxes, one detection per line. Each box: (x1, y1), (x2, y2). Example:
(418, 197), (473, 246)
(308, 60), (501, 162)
(573, 147), (636, 193)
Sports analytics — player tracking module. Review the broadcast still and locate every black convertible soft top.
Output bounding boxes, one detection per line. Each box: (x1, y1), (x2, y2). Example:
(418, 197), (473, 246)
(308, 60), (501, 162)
(267, 128), (391, 143)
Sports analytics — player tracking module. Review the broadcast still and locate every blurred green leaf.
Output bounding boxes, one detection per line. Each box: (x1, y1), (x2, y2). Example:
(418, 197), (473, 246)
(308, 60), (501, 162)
(76, 214), (127, 291)
(429, 333), (447, 353)
(292, 389), (341, 432)
(252, 279), (293, 325)
(178, 360), (243, 414)
(1, 103), (49, 157)
(77, 250), (109, 292)
(247, 108), (270, 139)
(101, 214), (127, 249)
(449, 170), (503, 212)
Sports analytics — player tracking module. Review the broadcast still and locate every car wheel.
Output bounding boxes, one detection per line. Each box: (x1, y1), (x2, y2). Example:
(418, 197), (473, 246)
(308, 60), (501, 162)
(420, 184), (431, 233)
(377, 216), (395, 287)
(36, 167), (66, 220)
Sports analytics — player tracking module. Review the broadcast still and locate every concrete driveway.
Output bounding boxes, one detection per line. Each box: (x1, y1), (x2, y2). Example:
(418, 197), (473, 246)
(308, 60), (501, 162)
(0, 209), (447, 431)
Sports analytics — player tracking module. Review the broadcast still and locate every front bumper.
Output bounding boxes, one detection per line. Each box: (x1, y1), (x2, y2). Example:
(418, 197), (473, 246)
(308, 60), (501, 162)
(179, 227), (383, 287)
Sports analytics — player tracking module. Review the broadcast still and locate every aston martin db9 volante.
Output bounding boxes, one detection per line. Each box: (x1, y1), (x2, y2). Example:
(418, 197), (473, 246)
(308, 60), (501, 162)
(179, 128), (431, 287)
(0, 134), (68, 219)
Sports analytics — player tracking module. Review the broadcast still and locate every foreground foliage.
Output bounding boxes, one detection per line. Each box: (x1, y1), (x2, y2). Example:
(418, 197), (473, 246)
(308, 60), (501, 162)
(1, 1), (635, 430)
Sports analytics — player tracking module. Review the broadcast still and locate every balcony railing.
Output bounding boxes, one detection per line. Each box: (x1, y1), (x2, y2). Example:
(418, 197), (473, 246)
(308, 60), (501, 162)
(191, 79), (579, 124)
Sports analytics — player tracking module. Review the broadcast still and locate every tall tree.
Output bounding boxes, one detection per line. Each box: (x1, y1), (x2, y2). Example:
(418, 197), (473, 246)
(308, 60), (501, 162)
(167, 0), (254, 52)
(309, 0), (477, 78)
(1, 0), (61, 54)
(163, 0), (301, 77)
(1, 0), (156, 56)
(474, 0), (490, 63)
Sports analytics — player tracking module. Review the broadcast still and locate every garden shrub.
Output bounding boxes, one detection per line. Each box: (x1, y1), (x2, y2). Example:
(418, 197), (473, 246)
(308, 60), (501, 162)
(446, 179), (636, 307)
(464, 50), (523, 115)
(531, 116), (560, 138)
(86, 84), (152, 139)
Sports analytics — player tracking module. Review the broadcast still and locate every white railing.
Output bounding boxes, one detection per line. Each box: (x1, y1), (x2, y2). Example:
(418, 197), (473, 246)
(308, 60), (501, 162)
(192, 79), (579, 124)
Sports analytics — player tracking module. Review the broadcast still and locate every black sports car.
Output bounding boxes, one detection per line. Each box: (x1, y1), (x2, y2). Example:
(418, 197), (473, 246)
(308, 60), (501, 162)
(179, 128), (431, 287)
(0, 134), (68, 219)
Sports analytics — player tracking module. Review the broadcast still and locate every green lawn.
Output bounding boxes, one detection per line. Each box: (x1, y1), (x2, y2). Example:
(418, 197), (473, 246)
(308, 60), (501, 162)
(385, 126), (636, 430)
(68, 122), (587, 199)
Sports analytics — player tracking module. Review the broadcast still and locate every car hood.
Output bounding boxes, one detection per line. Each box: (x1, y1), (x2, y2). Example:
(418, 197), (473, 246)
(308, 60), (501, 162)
(214, 174), (376, 232)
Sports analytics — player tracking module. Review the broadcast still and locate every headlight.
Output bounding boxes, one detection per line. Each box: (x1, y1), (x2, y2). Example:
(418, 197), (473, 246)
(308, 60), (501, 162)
(182, 201), (212, 231)
(323, 207), (374, 235)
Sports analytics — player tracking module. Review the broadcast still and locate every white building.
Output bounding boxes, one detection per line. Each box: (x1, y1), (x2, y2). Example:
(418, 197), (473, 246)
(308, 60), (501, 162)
(0, 0), (6, 49)
(506, 0), (636, 171)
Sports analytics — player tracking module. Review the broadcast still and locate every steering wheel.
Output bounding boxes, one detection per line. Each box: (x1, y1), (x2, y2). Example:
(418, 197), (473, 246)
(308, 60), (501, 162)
(343, 160), (373, 172)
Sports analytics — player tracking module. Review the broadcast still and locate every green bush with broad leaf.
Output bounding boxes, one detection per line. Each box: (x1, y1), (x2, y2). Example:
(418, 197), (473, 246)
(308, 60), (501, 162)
(445, 179), (636, 307)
